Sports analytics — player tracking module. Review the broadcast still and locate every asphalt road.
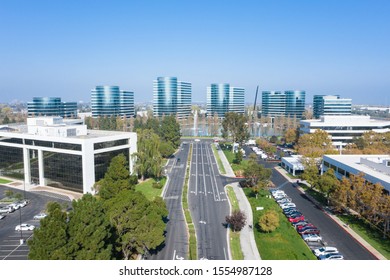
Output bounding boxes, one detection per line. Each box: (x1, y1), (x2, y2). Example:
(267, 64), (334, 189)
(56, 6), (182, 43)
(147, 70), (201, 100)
(243, 146), (378, 260)
(0, 185), (71, 260)
(188, 140), (230, 260)
(148, 141), (190, 260)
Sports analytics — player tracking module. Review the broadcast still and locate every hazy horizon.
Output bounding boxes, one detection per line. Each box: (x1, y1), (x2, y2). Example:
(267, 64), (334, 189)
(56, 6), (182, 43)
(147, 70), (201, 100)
(1, 1), (389, 106)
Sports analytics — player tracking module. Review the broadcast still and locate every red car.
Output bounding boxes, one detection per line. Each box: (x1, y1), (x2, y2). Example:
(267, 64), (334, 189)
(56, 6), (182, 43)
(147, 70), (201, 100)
(289, 215), (305, 223)
(296, 223), (315, 231)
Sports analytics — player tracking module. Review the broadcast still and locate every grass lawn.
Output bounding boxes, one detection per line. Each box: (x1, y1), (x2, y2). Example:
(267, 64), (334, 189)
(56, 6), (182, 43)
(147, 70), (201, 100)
(135, 177), (166, 201)
(0, 178), (12, 184)
(226, 185), (244, 260)
(211, 144), (226, 174)
(244, 188), (316, 260)
(337, 214), (390, 259)
(221, 146), (250, 176)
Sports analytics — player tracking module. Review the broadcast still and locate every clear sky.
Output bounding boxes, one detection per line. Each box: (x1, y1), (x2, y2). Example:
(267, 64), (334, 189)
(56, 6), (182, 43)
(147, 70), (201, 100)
(1, 0), (389, 105)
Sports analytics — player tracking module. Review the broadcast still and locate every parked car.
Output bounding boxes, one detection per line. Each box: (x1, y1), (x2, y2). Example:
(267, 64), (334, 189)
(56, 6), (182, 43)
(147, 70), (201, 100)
(280, 203), (296, 209)
(33, 213), (47, 220)
(15, 223), (35, 231)
(277, 198), (292, 204)
(0, 206), (15, 213)
(292, 220), (310, 227)
(299, 228), (320, 235)
(288, 216), (305, 223)
(302, 234), (322, 242)
(18, 200), (29, 207)
(285, 212), (303, 218)
(318, 253), (344, 260)
(296, 223), (315, 230)
(271, 190), (285, 197)
(283, 207), (297, 213)
(313, 247), (339, 257)
(8, 203), (21, 210)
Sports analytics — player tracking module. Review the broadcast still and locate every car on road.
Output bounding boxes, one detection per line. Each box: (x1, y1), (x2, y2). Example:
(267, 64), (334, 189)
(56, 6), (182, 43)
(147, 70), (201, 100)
(288, 216), (305, 223)
(0, 206), (15, 213)
(318, 253), (344, 260)
(194, 139), (200, 142)
(15, 223), (35, 231)
(302, 234), (322, 242)
(313, 247), (339, 257)
(33, 213), (48, 220)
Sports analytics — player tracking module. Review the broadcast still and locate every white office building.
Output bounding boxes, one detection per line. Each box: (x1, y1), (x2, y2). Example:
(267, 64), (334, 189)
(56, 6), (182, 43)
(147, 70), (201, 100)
(322, 154), (390, 193)
(0, 117), (137, 194)
(300, 115), (390, 146)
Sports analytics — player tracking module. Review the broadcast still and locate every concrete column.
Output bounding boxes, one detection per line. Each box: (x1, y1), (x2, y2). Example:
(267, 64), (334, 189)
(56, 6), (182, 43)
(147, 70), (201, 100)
(82, 140), (95, 194)
(129, 133), (137, 174)
(22, 147), (31, 187)
(38, 149), (45, 186)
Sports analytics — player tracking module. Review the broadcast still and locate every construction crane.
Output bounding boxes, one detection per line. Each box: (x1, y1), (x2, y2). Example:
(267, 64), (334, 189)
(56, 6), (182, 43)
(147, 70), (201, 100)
(252, 85), (259, 121)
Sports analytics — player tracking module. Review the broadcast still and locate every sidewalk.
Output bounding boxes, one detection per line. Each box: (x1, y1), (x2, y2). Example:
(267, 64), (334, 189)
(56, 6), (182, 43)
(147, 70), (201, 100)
(274, 166), (387, 260)
(216, 148), (261, 260)
(217, 148), (235, 177)
(0, 176), (82, 201)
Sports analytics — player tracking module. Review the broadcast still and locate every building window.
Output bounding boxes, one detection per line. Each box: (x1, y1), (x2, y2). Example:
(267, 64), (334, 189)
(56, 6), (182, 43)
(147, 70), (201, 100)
(94, 139), (129, 150)
(323, 161), (330, 168)
(337, 167), (346, 176)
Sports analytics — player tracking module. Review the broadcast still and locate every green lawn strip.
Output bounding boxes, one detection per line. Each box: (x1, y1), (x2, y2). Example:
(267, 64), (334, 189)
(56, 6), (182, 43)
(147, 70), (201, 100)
(183, 143), (196, 259)
(135, 177), (166, 201)
(226, 185), (244, 260)
(244, 188), (316, 260)
(0, 178), (12, 184)
(337, 214), (390, 259)
(211, 144), (226, 174)
(230, 231), (244, 260)
(222, 146), (250, 174)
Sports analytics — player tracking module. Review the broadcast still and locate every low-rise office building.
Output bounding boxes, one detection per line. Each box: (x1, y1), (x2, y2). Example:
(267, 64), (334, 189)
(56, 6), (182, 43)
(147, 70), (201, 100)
(281, 155), (305, 176)
(0, 117), (137, 194)
(300, 115), (390, 146)
(322, 154), (390, 193)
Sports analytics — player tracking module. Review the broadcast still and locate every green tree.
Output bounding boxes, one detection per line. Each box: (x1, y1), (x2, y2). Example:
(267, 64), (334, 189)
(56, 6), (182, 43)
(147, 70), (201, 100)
(297, 129), (336, 158)
(221, 112), (250, 148)
(234, 149), (243, 164)
(28, 202), (69, 259)
(317, 169), (339, 205)
(300, 157), (320, 189)
(106, 190), (167, 260)
(135, 129), (163, 180)
(159, 141), (176, 158)
(243, 158), (272, 190)
(159, 115), (181, 148)
(67, 194), (114, 259)
(258, 210), (279, 233)
(95, 154), (136, 200)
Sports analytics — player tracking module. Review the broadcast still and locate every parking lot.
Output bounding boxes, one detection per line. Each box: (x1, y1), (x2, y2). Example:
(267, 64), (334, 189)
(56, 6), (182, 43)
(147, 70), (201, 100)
(0, 185), (71, 260)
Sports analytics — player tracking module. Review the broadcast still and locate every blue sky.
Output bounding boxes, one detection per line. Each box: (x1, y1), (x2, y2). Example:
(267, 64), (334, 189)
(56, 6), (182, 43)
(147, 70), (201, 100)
(1, 0), (389, 105)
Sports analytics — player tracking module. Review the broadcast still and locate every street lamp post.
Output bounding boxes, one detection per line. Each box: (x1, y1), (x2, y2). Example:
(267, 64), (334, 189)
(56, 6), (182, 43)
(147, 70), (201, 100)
(19, 207), (23, 245)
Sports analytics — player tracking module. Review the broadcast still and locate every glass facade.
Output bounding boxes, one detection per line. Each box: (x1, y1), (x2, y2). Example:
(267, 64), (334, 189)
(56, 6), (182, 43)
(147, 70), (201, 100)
(27, 97), (77, 118)
(0, 145), (24, 179)
(207, 83), (245, 117)
(94, 148), (129, 183)
(153, 77), (191, 119)
(262, 90), (305, 119)
(91, 86), (135, 118)
(313, 95), (352, 119)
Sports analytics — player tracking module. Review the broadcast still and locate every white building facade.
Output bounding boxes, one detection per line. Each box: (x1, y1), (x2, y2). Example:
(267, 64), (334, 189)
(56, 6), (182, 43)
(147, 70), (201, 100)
(0, 117), (137, 194)
(322, 154), (390, 193)
(300, 115), (390, 146)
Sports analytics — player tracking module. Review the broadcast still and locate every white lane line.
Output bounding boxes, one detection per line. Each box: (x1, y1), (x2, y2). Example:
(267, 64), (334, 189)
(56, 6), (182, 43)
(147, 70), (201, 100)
(200, 143), (207, 197)
(172, 250), (176, 260)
